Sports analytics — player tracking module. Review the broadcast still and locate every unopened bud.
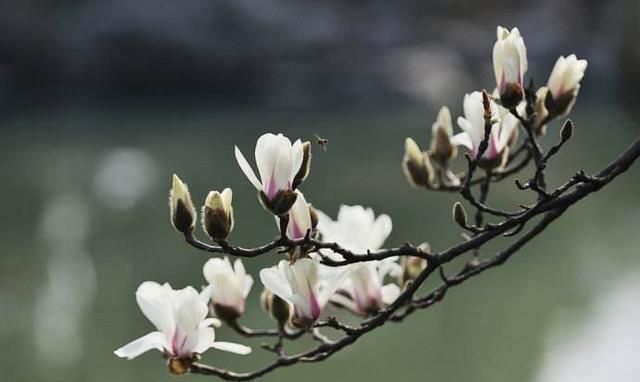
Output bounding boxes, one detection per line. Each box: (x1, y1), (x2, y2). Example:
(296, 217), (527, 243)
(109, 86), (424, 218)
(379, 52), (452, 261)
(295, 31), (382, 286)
(169, 174), (196, 234)
(560, 119), (574, 142)
(201, 188), (234, 241)
(259, 190), (298, 216)
(430, 106), (457, 163)
(292, 141), (312, 189)
(400, 254), (428, 286)
(453, 202), (467, 227)
(403, 137), (434, 188)
(260, 288), (291, 328)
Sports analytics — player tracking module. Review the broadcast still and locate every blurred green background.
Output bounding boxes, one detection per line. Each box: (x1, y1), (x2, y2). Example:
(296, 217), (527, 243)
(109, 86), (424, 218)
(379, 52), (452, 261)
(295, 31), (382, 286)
(1, 1), (640, 381)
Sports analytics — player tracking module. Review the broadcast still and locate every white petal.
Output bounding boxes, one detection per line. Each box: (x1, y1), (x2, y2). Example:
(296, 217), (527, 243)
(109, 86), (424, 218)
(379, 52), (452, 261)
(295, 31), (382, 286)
(202, 317), (222, 328)
(368, 214), (392, 250)
(260, 267), (294, 303)
(174, 292), (208, 332)
(272, 147), (294, 191)
(192, 327), (216, 354)
(233, 258), (246, 279)
(255, 133), (281, 185)
(290, 139), (305, 179)
(234, 146), (262, 190)
(329, 291), (358, 313)
(243, 274), (254, 298)
(319, 265), (353, 308)
(381, 284), (401, 305)
(451, 131), (473, 150)
(114, 331), (166, 360)
(135, 282), (174, 333)
(212, 341), (252, 355)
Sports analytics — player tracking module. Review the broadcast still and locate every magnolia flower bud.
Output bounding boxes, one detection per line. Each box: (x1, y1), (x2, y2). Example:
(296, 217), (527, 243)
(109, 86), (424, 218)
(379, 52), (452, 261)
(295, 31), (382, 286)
(201, 188), (234, 241)
(560, 120), (574, 142)
(169, 174), (196, 234)
(493, 26), (527, 109)
(403, 137), (434, 188)
(533, 86), (550, 135)
(545, 55), (587, 118)
(260, 288), (291, 328)
(453, 202), (468, 227)
(430, 106), (457, 164)
(400, 255), (428, 287)
(292, 141), (312, 189)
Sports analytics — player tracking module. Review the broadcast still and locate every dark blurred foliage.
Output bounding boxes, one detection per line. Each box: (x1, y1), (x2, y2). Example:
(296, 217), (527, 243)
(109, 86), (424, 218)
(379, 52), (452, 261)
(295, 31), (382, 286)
(0, 0), (638, 110)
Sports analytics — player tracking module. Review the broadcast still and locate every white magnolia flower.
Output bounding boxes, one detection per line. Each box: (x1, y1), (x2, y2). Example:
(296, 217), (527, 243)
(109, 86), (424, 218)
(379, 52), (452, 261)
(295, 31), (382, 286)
(259, 258), (352, 329)
(203, 257), (253, 321)
(493, 26), (528, 107)
(235, 133), (306, 215)
(545, 54), (588, 117)
(114, 282), (250, 361)
(278, 191), (313, 240)
(452, 91), (517, 162)
(316, 205), (401, 316)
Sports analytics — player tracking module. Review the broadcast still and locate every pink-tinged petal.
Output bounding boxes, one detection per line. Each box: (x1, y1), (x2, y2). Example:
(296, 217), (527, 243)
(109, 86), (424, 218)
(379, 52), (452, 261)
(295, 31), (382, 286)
(114, 331), (166, 360)
(234, 146), (262, 191)
(272, 148), (293, 192)
(212, 341), (252, 355)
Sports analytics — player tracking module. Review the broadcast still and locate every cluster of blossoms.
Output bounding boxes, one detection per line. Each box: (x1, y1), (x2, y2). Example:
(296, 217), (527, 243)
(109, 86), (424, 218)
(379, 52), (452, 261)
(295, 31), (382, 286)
(115, 25), (589, 376)
(116, 132), (424, 373)
(404, 26), (587, 189)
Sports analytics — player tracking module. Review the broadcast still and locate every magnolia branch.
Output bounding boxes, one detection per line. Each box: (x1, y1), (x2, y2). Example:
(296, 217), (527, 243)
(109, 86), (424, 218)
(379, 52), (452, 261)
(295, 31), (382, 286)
(185, 136), (639, 380)
(114, 25), (634, 382)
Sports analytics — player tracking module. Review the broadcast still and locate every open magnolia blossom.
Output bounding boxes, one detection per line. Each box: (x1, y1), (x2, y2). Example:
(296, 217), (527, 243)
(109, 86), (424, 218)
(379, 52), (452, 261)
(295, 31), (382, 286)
(452, 91), (517, 165)
(259, 258), (352, 329)
(203, 257), (253, 322)
(235, 133), (308, 215)
(492, 26), (528, 108)
(114, 282), (251, 364)
(316, 205), (401, 316)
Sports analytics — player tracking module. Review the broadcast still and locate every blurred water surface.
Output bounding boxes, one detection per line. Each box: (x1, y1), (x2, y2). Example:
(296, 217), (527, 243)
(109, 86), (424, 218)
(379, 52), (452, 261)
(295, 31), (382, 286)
(1, 101), (638, 381)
